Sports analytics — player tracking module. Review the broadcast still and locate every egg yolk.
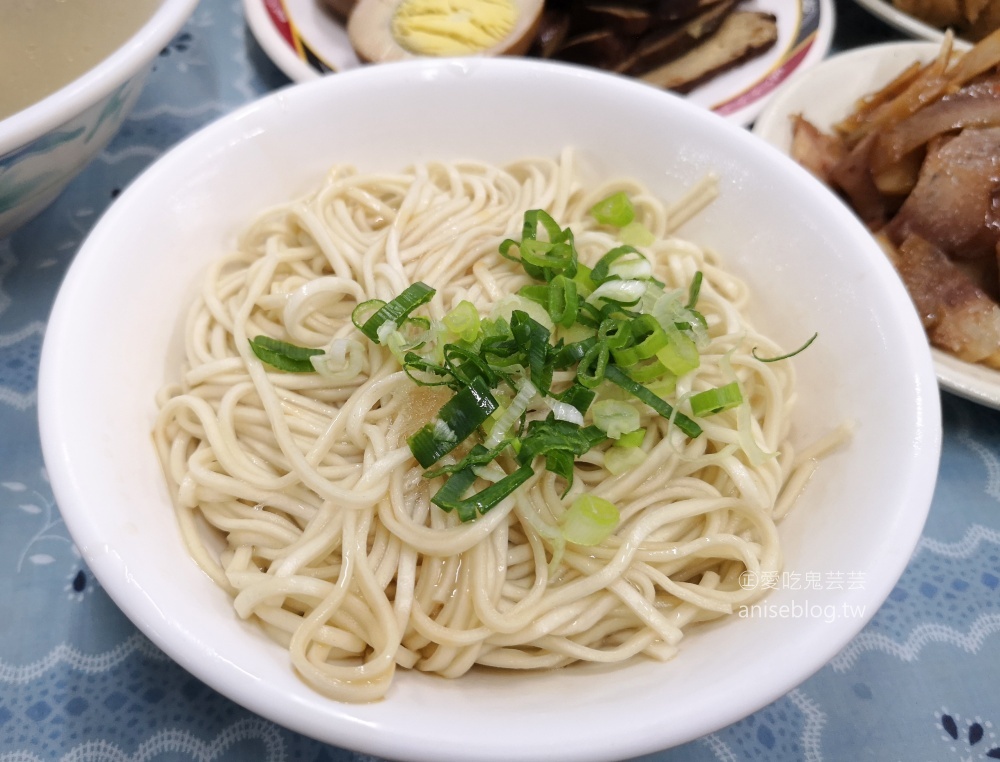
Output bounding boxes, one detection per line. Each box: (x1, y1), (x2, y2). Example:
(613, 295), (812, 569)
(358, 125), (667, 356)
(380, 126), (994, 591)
(391, 0), (518, 56)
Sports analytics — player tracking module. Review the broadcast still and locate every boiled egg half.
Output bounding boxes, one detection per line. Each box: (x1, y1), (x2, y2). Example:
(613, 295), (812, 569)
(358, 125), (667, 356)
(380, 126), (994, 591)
(348, 0), (544, 63)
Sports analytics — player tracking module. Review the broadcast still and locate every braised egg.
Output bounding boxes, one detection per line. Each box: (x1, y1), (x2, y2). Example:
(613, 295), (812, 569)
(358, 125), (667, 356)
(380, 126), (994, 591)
(347, 0), (544, 63)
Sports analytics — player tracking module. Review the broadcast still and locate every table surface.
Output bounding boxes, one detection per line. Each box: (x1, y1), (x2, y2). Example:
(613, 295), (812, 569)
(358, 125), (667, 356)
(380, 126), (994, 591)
(3, 1), (1000, 760)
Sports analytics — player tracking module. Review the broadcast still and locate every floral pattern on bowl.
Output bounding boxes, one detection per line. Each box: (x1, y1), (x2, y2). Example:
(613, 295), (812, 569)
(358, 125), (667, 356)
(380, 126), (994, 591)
(0, 74), (148, 237)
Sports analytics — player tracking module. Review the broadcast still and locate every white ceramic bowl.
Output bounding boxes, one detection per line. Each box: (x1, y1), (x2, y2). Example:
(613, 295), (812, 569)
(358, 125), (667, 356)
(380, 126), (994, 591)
(751, 40), (1000, 411)
(39, 59), (941, 761)
(0, 0), (199, 237)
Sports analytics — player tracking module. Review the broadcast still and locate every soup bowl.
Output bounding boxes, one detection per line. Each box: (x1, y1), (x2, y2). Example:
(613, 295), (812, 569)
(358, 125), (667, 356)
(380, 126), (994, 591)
(0, 0), (198, 237)
(39, 58), (941, 761)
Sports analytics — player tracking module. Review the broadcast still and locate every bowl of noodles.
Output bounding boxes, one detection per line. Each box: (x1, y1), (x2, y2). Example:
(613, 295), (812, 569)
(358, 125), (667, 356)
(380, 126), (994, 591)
(38, 58), (941, 761)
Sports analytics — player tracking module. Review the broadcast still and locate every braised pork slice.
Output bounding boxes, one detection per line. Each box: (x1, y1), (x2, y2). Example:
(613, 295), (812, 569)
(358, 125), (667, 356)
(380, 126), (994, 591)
(888, 233), (1000, 366)
(789, 114), (847, 186)
(639, 11), (777, 93)
(888, 126), (1000, 260)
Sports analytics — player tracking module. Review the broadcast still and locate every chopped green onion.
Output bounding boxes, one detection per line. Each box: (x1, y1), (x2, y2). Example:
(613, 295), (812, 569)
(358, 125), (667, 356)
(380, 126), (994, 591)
(490, 293), (554, 331)
(518, 420), (607, 465)
(655, 330), (700, 376)
(431, 457), (535, 522)
(626, 357), (670, 383)
(423, 441), (511, 479)
(358, 282), (435, 344)
(518, 420), (607, 494)
(686, 271), (703, 310)
(591, 399), (641, 440)
(587, 279), (647, 306)
(443, 343), (498, 389)
(611, 315), (668, 366)
(604, 365), (702, 438)
(347, 209), (727, 522)
(619, 221), (655, 247)
(351, 299), (386, 331)
(546, 399), (585, 426)
(560, 494), (620, 545)
(572, 263), (596, 294)
(604, 445), (647, 475)
(589, 191), (635, 228)
(443, 300), (481, 343)
(604, 424), (647, 475)
(510, 310), (554, 395)
(650, 289), (708, 349)
(577, 341), (610, 389)
(407, 376), (498, 468)
(644, 374), (677, 399)
(553, 336), (597, 370)
(590, 245), (642, 285)
(608, 252), (653, 281)
(401, 352), (455, 388)
(556, 383), (596, 414)
(483, 378), (537, 449)
(384, 316), (435, 363)
(597, 318), (632, 351)
(249, 336), (324, 373)
(690, 382), (743, 416)
(518, 283), (550, 309)
(499, 209), (578, 281)
(753, 332), (818, 363)
(547, 274), (579, 328)
(615, 428), (646, 448)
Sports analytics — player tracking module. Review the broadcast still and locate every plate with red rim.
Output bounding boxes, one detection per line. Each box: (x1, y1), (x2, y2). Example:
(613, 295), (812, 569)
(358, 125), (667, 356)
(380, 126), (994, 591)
(752, 39), (1000, 411)
(243, 0), (835, 126)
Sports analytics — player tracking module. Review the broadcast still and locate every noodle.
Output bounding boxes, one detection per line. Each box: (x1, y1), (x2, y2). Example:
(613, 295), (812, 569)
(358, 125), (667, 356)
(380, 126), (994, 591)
(154, 149), (826, 703)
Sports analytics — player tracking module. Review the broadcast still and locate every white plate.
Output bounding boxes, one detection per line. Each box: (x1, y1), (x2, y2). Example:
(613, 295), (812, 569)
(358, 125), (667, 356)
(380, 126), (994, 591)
(752, 40), (1000, 410)
(243, 0), (834, 126)
(852, 0), (964, 42)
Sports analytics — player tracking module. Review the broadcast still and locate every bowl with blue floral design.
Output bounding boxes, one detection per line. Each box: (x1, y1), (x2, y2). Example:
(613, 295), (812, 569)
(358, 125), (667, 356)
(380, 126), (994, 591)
(0, 0), (198, 238)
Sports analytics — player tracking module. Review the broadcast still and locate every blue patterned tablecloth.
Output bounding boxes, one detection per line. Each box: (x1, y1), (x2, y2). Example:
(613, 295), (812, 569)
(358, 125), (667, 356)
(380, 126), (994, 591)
(3, 1), (999, 759)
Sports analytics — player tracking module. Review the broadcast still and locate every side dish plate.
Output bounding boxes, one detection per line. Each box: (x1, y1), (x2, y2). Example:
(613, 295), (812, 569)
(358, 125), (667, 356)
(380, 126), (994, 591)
(243, 0), (834, 126)
(851, 0), (962, 43)
(752, 39), (1000, 411)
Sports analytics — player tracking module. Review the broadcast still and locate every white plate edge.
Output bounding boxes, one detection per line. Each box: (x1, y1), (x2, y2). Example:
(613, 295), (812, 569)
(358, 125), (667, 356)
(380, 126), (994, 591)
(752, 39), (1000, 410)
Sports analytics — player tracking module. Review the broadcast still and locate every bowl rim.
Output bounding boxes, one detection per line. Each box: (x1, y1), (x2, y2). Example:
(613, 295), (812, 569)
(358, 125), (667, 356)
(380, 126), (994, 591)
(38, 56), (943, 761)
(0, 0), (200, 156)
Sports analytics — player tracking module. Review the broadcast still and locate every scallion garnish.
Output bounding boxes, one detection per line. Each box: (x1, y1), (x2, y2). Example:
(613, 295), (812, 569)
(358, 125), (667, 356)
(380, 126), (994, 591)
(686, 271), (703, 310)
(249, 336), (324, 373)
(499, 209), (578, 282)
(604, 365), (702, 438)
(443, 300), (481, 343)
(689, 382), (743, 416)
(590, 245), (642, 285)
(752, 332), (818, 363)
(358, 282), (436, 344)
(431, 460), (535, 522)
(589, 191), (635, 228)
(517, 419), (607, 495)
(619, 220), (655, 247)
(604, 444), (648, 476)
(592, 399), (641, 439)
(407, 376), (498, 468)
(560, 494), (620, 545)
(553, 383), (596, 415)
(332, 202), (732, 522)
(547, 274), (580, 328)
(655, 329), (700, 376)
